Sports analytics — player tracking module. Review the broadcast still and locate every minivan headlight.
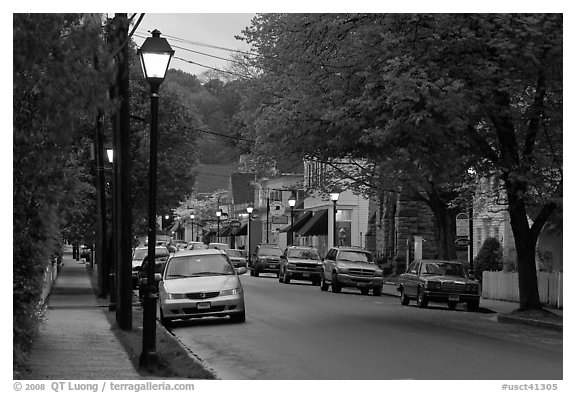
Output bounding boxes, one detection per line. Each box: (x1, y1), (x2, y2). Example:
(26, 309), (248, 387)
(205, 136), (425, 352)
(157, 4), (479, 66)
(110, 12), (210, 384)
(220, 288), (242, 296)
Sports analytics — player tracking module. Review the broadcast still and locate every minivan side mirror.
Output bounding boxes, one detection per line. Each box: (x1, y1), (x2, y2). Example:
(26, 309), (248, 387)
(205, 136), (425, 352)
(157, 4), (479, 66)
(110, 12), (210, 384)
(154, 273), (162, 282)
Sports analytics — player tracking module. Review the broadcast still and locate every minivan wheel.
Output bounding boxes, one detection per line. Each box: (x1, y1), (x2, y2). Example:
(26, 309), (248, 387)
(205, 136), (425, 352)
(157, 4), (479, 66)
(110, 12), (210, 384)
(373, 286), (382, 296)
(159, 309), (172, 328)
(284, 274), (291, 284)
(448, 301), (458, 310)
(230, 310), (246, 323)
(360, 288), (370, 295)
(253, 268), (260, 277)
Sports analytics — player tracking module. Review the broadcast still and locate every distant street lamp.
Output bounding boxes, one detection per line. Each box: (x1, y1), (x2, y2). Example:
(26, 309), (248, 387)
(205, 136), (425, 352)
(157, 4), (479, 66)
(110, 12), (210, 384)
(247, 205), (254, 266)
(190, 213), (195, 242)
(330, 187), (341, 247)
(138, 29), (174, 369)
(216, 209), (222, 242)
(288, 192), (297, 246)
(106, 147), (114, 164)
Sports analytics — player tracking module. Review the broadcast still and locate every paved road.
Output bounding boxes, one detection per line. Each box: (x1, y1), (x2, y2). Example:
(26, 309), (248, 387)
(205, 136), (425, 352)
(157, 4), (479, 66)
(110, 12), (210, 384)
(167, 273), (563, 380)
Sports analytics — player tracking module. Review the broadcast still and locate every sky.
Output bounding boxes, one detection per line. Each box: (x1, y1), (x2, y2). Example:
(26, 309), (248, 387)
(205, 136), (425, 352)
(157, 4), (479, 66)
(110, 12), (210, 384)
(132, 13), (256, 77)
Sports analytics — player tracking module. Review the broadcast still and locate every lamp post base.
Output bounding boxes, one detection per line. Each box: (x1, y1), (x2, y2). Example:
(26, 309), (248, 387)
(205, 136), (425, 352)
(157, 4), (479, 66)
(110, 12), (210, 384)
(139, 351), (159, 370)
(140, 292), (159, 370)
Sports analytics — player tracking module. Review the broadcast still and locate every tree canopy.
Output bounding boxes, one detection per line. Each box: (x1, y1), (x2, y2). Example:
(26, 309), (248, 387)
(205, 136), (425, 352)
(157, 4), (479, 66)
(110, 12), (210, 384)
(238, 13), (562, 309)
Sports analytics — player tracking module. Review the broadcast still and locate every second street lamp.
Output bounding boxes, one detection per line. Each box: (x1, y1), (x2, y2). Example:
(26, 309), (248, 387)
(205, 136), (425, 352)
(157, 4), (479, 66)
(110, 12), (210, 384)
(330, 187), (341, 247)
(247, 205), (253, 268)
(190, 213), (195, 242)
(138, 29), (174, 369)
(216, 209), (222, 242)
(288, 192), (296, 246)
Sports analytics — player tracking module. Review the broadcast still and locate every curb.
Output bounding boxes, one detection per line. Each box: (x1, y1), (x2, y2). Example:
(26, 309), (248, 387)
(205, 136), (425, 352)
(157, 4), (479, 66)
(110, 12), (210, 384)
(496, 314), (563, 332)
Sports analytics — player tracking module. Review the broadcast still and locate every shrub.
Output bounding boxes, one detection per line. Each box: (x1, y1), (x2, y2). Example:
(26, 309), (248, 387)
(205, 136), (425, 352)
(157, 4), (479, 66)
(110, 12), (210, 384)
(474, 237), (503, 281)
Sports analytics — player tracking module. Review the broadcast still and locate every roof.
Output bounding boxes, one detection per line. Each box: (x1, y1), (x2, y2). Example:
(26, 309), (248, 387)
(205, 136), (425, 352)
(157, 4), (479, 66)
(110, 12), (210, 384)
(279, 211), (312, 233)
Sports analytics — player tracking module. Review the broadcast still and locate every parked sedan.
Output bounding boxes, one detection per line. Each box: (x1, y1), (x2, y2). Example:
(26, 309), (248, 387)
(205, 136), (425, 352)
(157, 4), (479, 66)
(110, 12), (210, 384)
(131, 246), (170, 288)
(279, 246), (322, 285)
(397, 260), (480, 311)
(224, 249), (248, 270)
(137, 256), (168, 301)
(158, 249), (247, 326)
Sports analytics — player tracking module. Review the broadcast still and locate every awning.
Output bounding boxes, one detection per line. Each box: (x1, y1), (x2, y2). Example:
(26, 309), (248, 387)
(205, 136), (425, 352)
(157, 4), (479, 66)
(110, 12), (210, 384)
(296, 209), (328, 236)
(279, 211), (312, 233)
(220, 225), (231, 237)
(168, 220), (183, 233)
(232, 222), (247, 236)
(203, 228), (216, 237)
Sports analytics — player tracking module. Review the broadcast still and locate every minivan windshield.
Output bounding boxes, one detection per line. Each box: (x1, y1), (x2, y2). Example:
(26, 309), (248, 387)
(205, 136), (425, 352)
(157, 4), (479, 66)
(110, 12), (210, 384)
(164, 254), (235, 279)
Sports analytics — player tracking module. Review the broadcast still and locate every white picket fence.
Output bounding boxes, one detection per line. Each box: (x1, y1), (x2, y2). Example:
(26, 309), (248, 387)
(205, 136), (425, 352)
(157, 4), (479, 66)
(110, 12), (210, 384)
(482, 271), (563, 309)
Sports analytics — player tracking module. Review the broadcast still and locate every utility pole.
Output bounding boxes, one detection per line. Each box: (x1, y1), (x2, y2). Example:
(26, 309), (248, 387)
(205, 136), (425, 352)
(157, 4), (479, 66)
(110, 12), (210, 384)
(266, 196), (270, 243)
(115, 13), (132, 330)
(94, 107), (108, 298)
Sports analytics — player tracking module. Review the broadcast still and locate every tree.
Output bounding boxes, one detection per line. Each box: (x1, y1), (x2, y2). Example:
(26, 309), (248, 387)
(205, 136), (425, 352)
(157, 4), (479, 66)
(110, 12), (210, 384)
(239, 14), (562, 310)
(474, 237), (504, 282)
(13, 13), (110, 374)
(129, 66), (202, 238)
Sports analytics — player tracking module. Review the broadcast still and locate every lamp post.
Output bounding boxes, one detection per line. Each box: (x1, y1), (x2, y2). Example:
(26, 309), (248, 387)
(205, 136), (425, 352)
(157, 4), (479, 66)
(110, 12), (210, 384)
(247, 205), (253, 267)
(105, 147), (116, 311)
(190, 213), (195, 242)
(216, 209), (222, 242)
(330, 187), (341, 247)
(288, 192), (296, 246)
(138, 29), (174, 369)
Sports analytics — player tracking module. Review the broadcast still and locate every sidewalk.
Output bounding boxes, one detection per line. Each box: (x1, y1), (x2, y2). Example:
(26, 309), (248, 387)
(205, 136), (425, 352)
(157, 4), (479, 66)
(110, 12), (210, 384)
(382, 281), (562, 330)
(22, 253), (143, 380)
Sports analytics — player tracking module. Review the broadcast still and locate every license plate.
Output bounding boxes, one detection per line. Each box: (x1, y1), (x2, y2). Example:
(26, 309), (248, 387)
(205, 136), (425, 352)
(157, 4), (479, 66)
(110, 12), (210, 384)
(197, 302), (211, 310)
(269, 264), (276, 268)
(448, 295), (459, 302)
(303, 273), (310, 277)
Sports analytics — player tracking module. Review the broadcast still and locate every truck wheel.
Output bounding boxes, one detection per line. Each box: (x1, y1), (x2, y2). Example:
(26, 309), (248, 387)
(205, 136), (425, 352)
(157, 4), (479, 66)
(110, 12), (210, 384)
(331, 274), (342, 293)
(372, 286), (382, 296)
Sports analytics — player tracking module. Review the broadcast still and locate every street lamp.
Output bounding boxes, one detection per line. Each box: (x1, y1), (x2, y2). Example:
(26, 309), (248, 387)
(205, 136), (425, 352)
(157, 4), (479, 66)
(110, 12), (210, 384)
(288, 192), (297, 246)
(106, 147), (114, 164)
(247, 205), (254, 267)
(330, 187), (341, 247)
(190, 213), (195, 242)
(138, 29), (174, 369)
(216, 209), (222, 242)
